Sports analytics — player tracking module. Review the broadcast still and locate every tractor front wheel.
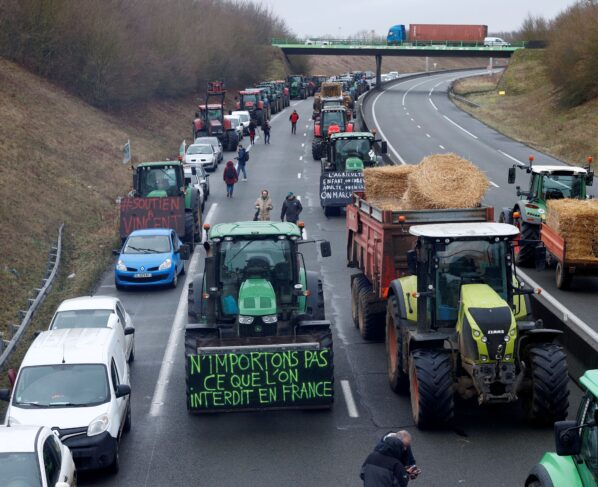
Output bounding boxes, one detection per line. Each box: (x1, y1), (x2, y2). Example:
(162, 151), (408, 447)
(524, 343), (569, 425)
(409, 349), (454, 429)
(515, 221), (539, 267)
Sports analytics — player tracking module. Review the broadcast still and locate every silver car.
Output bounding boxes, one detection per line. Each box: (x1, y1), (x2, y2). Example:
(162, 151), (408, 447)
(185, 143), (217, 171)
(194, 136), (223, 165)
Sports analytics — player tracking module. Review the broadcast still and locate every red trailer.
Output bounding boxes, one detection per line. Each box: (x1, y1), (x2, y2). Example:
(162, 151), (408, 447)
(346, 192), (493, 339)
(408, 24), (488, 43)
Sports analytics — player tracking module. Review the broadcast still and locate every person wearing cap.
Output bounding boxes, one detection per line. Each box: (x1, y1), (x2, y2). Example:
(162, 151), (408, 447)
(360, 430), (420, 487)
(280, 192), (303, 224)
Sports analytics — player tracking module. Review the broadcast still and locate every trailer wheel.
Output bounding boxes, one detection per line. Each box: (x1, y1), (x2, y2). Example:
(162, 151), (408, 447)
(323, 206), (340, 217)
(184, 212), (195, 249)
(409, 349), (454, 429)
(523, 343), (569, 425)
(555, 262), (572, 290)
(358, 288), (384, 340)
(386, 297), (409, 394)
(351, 274), (369, 328)
(515, 221), (539, 267)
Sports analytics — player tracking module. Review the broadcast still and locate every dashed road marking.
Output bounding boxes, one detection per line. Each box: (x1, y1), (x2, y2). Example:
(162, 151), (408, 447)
(341, 380), (359, 418)
(299, 156), (303, 161)
(417, 125), (421, 129)
(439, 145), (446, 149)
(304, 133), (307, 136)
(425, 133), (431, 138)
(410, 118), (414, 122)
(489, 181), (500, 188)
(442, 115), (478, 139)
(498, 149), (525, 166)
(297, 172), (302, 179)
(302, 143), (305, 147)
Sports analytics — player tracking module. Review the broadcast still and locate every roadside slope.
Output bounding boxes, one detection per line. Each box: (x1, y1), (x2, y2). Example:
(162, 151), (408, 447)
(452, 50), (598, 165)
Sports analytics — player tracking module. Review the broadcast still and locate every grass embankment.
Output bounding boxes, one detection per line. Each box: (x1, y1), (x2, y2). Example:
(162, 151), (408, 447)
(0, 58), (198, 382)
(452, 50), (598, 165)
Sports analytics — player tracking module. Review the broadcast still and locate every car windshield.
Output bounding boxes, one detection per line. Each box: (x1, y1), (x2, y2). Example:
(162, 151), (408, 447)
(188, 145), (212, 155)
(335, 139), (373, 168)
(0, 453), (41, 487)
(322, 111), (346, 132)
(14, 364), (110, 408)
(124, 235), (171, 254)
(218, 239), (294, 316)
(541, 173), (584, 199)
(435, 240), (508, 322)
(51, 309), (112, 330)
(138, 166), (179, 197)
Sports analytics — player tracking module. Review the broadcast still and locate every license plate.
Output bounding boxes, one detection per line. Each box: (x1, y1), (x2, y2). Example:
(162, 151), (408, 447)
(134, 273), (152, 278)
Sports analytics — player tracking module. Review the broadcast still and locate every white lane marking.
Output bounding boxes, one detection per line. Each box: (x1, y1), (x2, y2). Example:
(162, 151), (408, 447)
(517, 269), (598, 345)
(305, 124), (309, 128)
(442, 115), (478, 139)
(99, 284), (115, 289)
(403, 106), (407, 110)
(371, 90), (407, 165)
(297, 172), (302, 179)
(202, 203), (218, 240)
(341, 380), (359, 418)
(149, 204), (218, 417)
(489, 181), (500, 188)
(498, 149), (525, 166)
(425, 133), (431, 138)
(302, 143), (305, 147)
(406, 112), (410, 116)
(410, 118), (414, 122)
(401, 78), (432, 106)
(417, 125), (421, 129)
(439, 145), (446, 149)
(304, 133), (307, 137)
(299, 156), (303, 161)
(429, 98), (438, 111)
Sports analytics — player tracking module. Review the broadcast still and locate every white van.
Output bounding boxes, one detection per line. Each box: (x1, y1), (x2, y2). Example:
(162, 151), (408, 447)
(484, 37), (511, 47)
(1, 328), (131, 473)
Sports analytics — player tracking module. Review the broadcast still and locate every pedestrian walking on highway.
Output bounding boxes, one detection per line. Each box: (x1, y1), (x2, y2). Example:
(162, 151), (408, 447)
(223, 161), (238, 198)
(248, 120), (257, 145)
(360, 431), (421, 487)
(262, 120), (271, 144)
(254, 190), (273, 221)
(280, 192), (303, 224)
(235, 144), (249, 181)
(290, 110), (299, 134)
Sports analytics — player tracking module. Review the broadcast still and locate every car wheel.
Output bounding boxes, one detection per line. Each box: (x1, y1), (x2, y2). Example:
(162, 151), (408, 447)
(115, 280), (124, 291)
(171, 271), (178, 289)
(123, 402), (132, 433)
(107, 442), (120, 474)
(128, 341), (135, 363)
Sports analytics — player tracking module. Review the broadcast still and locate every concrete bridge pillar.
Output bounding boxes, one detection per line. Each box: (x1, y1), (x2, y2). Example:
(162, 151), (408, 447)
(375, 54), (382, 90)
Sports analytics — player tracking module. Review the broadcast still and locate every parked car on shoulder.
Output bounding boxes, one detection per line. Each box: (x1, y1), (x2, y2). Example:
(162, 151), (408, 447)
(114, 228), (189, 289)
(49, 295), (135, 363)
(184, 167), (206, 212)
(1, 328), (132, 473)
(185, 143), (217, 171)
(194, 136), (223, 165)
(0, 424), (77, 487)
(224, 115), (244, 141)
(231, 110), (251, 135)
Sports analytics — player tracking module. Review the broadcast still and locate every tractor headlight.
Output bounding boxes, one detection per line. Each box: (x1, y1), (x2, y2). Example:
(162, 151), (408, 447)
(473, 330), (481, 338)
(504, 354), (512, 361)
(116, 260), (127, 272)
(481, 336), (488, 343)
(238, 316), (254, 325)
(262, 315), (278, 324)
(480, 355), (488, 362)
(159, 258), (172, 270)
(504, 335), (510, 342)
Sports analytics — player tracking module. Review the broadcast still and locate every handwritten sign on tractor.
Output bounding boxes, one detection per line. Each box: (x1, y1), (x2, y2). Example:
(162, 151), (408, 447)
(320, 172), (364, 206)
(119, 196), (185, 238)
(186, 348), (334, 411)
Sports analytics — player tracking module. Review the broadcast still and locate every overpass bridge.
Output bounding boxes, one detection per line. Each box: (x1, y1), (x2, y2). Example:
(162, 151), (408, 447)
(272, 38), (525, 86)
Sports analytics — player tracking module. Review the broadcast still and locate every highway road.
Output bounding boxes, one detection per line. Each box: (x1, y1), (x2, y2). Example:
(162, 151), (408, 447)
(81, 90), (582, 486)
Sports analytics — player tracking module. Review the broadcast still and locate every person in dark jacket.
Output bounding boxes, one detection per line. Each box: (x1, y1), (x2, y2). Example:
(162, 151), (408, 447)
(248, 120), (257, 145)
(222, 160), (238, 198)
(235, 144), (249, 181)
(262, 120), (271, 144)
(280, 192), (303, 224)
(360, 431), (420, 487)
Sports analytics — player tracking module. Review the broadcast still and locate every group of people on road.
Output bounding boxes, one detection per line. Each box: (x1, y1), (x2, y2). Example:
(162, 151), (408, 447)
(247, 119), (271, 145)
(254, 190), (303, 224)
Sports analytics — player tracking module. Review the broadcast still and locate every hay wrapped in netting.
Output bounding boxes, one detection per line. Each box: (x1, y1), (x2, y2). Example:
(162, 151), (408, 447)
(403, 154), (489, 209)
(547, 199), (598, 262)
(363, 166), (415, 206)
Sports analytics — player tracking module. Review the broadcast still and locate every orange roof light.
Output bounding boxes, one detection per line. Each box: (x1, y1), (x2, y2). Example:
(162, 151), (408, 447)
(178, 155), (183, 161)
(398, 215), (406, 223)
(297, 221), (305, 228)
(513, 211), (521, 219)
(587, 156), (593, 165)
(529, 155), (535, 162)
(203, 223), (211, 230)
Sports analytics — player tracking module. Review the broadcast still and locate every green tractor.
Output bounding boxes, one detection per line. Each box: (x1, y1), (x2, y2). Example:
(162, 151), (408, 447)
(500, 156), (594, 266)
(320, 132), (387, 216)
(526, 369), (598, 487)
(185, 221), (334, 413)
(288, 75), (307, 100)
(119, 161), (202, 246)
(385, 222), (569, 429)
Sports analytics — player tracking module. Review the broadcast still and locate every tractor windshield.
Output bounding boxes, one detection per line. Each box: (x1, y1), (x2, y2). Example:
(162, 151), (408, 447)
(218, 238), (294, 316)
(541, 173), (584, 200)
(435, 240), (508, 322)
(242, 94), (258, 104)
(322, 111), (346, 133)
(138, 166), (180, 197)
(207, 109), (222, 121)
(335, 139), (373, 169)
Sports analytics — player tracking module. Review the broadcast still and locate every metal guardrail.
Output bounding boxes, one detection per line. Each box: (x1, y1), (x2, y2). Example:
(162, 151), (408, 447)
(0, 224), (64, 367)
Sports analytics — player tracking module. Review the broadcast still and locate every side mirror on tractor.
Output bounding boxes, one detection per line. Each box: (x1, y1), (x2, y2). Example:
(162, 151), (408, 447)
(319, 241), (332, 258)
(407, 250), (417, 275)
(508, 167), (516, 184)
(534, 246), (547, 271)
(380, 141), (388, 154)
(554, 420), (582, 456)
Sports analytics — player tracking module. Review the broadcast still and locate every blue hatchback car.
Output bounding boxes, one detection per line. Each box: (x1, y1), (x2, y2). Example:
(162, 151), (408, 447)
(114, 228), (190, 289)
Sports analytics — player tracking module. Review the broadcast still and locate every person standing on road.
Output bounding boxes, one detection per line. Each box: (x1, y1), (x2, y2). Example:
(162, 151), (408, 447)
(262, 120), (271, 144)
(248, 119), (256, 145)
(280, 192), (303, 224)
(254, 190), (273, 221)
(223, 161), (238, 198)
(360, 431), (421, 487)
(235, 144), (249, 181)
(289, 110), (299, 134)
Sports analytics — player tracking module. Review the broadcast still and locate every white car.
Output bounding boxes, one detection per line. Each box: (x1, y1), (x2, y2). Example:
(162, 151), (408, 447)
(225, 115), (244, 141)
(184, 167), (206, 212)
(49, 295), (135, 363)
(2, 328), (131, 473)
(0, 424), (77, 487)
(231, 110), (251, 135)
(194, 136), (223, 165)
(484, 37), (510, 47)
(185, 143), (217, 171)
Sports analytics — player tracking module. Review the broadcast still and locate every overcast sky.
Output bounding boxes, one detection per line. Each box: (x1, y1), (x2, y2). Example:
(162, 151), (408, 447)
(263, 0), (578, 37)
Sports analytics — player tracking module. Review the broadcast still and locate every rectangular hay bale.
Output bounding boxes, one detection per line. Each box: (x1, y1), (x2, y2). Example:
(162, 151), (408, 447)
(547, 199), (598, 262)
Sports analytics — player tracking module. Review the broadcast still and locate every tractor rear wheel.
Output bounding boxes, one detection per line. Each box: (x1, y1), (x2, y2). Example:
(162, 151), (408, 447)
(351, 274), (369, 328)
(184, 212), (195, 249)
(312, 140), (323, 160)
(516, 221), (539, 267)
(409, 349), (454, 429)
(386, 297), (409, 394)
(524, 343), (569, 425)
(357, 287), (384, 341)
(555, 262), (572, 290)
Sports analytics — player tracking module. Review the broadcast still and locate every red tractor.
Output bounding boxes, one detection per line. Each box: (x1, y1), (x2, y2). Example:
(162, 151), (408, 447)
(192, 81), (239, 151)
(312, 106), (353, 160)
(236, 89), (266, 126)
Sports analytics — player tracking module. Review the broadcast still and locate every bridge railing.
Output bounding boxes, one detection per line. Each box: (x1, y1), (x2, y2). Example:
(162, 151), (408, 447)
(272, 38), (526, 48)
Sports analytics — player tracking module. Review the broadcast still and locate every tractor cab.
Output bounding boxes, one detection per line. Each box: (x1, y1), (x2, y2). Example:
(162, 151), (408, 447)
(325, 132), (385, 172)
(134, 162), (185, 198)
(317, 107), (350, 136)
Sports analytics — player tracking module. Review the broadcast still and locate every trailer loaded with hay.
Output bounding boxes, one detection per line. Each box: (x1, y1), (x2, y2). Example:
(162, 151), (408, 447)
(540, 199), (598, 289)
(346, 154), (494, 340)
